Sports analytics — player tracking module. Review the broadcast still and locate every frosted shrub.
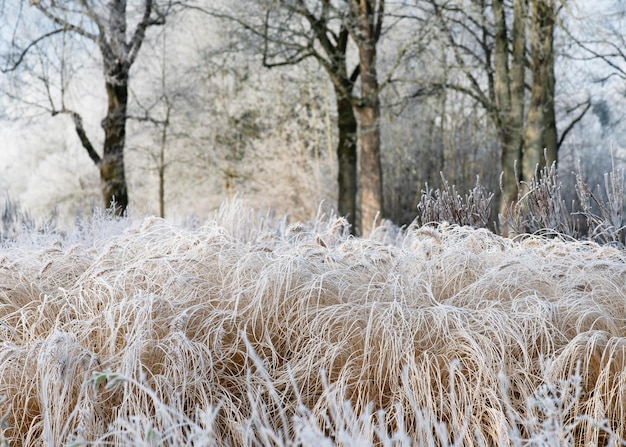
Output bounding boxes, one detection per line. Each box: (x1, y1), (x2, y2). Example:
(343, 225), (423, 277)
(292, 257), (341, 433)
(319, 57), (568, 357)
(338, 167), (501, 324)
(501, 162), (579, 238)
(417, 162), (626, 246)
(417, 174), (493, 229)
(575, 160), (626, 245)
(1, 195), (33, 242)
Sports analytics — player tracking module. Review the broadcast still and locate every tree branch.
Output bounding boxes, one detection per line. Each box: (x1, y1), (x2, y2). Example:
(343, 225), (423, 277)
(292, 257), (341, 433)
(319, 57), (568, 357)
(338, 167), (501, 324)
(433, 80), (494, 112)
(564, 28), (626, 79)
(1, 28), (65, 73)
(557, 99), (591, 150)
(77, 0), (106, 37)
(350, 65), (360, 84)
(31, 3), (98, 41)
(53, 110), (101, 166)
(374, 0), (385, 41)
(129, 0), (162, 66)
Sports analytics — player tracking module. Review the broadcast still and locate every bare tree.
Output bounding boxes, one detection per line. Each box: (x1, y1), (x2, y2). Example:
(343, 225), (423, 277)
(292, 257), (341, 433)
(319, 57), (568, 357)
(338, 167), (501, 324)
(494, 0), (527, 218)
(417, 0), (527, 218)
(203, 0), (388, 234)
(127, 21), (188, 219)
(131, 91), (173, 218)
(1, 0), (172, 215)
(419, 0), (587, 222)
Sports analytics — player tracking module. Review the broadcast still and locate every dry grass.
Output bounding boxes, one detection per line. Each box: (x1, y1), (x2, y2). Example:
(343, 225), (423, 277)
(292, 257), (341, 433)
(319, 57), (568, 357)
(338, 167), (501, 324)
(1, 200), (626, 446)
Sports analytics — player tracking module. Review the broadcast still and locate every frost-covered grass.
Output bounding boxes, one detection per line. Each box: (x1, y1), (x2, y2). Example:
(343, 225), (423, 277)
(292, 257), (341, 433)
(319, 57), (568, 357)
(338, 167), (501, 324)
(1, 200), (626, 446)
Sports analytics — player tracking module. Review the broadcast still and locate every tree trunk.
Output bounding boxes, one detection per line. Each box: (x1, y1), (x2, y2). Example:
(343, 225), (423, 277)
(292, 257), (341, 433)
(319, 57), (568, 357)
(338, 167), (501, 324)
(158, 163), (165, 218)
(354, 0), (384, 236)
(543, 49), (557, 165)
(99, 75), (129, 215)
(158, 103), (171, 219)
(540, 0), (557, 168)
(357, 99), (382, 235)
(97, 0), (133, 216)
(336, 93), (358, 229)
(493, 0), (526, 220)
(523, 0), (556, 181)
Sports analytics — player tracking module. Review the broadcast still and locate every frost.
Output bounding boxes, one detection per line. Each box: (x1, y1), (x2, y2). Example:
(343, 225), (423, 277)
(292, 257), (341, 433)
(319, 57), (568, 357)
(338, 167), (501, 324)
(0, 199), (625, 445)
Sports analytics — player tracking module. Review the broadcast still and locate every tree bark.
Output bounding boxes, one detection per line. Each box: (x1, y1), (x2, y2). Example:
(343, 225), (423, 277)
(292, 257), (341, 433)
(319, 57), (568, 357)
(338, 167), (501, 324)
(543, 48), (557, 165)
(352, 0), (384, 235)
(96, 0), (130, 215)
(336, 93), (358, 227)
(523, 0), (556, 182)
(99, 75), (129, 215)
(493, 0), (526, 220)
(357, 94), (383, 235)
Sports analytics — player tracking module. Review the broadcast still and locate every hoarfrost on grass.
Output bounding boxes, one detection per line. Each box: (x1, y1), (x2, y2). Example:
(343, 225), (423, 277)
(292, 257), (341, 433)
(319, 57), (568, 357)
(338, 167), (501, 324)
(0, 200), (625, 445)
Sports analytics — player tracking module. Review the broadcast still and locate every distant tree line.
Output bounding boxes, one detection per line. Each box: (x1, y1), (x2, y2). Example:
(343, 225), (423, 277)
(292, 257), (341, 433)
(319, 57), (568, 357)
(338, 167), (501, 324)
(1, 0), (625, 235)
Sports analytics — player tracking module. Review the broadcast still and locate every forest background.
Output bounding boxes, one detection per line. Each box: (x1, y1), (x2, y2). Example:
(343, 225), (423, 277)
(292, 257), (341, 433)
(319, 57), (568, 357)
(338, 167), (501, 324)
(0, 0), (625, 235)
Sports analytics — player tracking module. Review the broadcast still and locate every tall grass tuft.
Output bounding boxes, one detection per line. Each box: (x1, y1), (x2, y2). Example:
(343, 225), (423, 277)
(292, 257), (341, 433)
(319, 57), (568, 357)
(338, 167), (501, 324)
(0, 199), (626, 445)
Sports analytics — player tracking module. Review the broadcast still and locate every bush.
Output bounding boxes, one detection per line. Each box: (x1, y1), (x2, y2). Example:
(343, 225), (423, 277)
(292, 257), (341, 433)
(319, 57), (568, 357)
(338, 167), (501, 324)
(417, 161), (626, 247)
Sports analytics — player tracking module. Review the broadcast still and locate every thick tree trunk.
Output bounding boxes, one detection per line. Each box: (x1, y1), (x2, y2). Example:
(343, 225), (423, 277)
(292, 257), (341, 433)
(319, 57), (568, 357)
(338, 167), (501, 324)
(295, 15), (359, 232)
(354, 0), (384, 236)
(335, 93), (358, 229)
(523, 0), (556, 182)
(523, 91), (546, 181)
(97, 0), (133, 216)
(493, 0), (526, 221)
(357, 97), (383, 235)
(100, 77), (129, 215)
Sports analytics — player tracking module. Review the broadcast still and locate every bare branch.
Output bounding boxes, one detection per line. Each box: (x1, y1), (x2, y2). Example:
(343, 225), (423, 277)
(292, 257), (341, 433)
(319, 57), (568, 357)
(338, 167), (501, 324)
(557, 99), (591, 150)
(31, 3), (98, 41)
(52, 109), (102, 166)
(129, 0), (163, 66)
(564, 27), (626, 79)
(1, 28), (64, 73)
(77, 0), (106, 37)
(433, 80), (493, 111)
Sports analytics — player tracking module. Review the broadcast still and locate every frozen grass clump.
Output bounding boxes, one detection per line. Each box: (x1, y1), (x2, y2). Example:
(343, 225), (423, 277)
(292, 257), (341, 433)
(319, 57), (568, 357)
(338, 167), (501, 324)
(0, 200), (625, 445)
